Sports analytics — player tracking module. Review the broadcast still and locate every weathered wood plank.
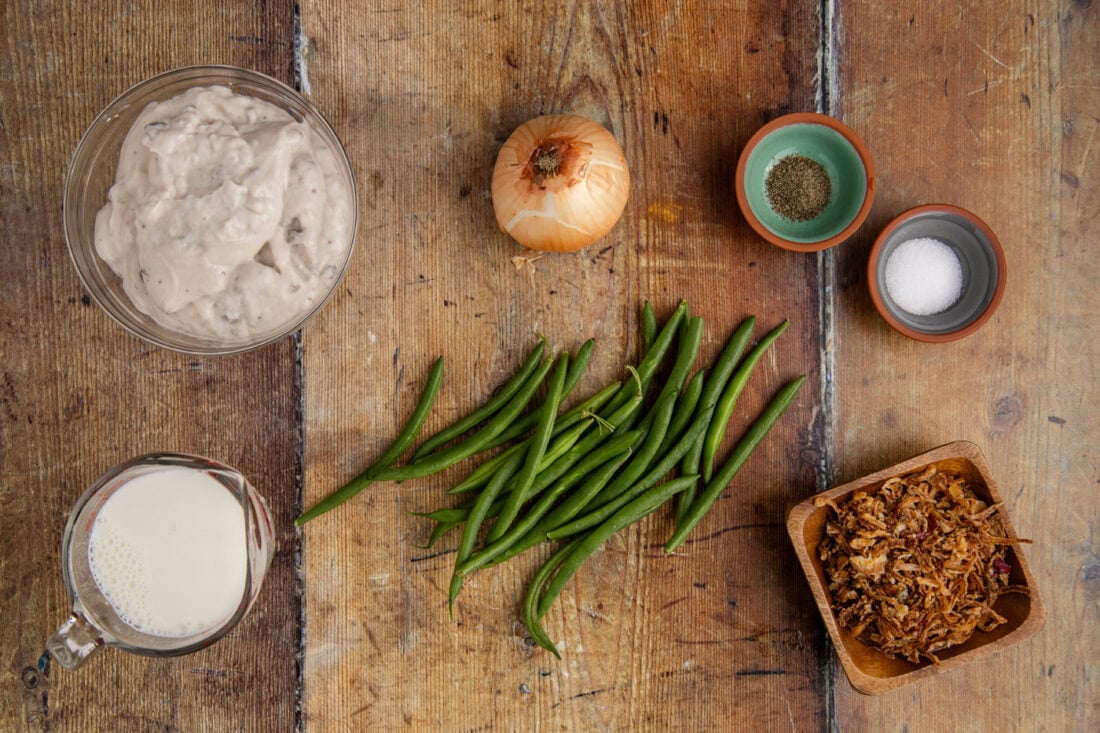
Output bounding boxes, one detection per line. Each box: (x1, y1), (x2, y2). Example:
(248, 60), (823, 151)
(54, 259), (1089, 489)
(831, 0), (1098, 729)
(298, 1), (825, 729)
(0, 2), (300, 731)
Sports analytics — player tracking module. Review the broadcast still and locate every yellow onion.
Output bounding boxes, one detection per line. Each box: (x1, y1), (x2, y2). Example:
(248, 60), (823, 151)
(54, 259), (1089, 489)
(491, 114), (630, 252)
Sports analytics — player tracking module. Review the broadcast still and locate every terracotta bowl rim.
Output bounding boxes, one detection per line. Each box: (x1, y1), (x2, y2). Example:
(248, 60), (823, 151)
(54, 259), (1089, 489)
(735, 111), (876, 253)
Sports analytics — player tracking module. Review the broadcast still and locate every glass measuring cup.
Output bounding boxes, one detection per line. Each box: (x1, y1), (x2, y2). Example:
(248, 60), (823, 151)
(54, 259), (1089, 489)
(45, 453), (274, 670)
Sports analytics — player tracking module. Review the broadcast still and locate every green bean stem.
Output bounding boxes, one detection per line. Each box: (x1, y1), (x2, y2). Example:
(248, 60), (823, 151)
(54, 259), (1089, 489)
(701, 319), (789, 482)
(666, 374), (805, 552)
(296, 356), (445, 526)
(536, 476), (696, 618)
(488, 353), (569, 542)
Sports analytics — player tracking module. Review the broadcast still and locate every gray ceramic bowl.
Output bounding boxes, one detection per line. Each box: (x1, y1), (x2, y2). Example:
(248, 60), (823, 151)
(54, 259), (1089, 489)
(868, 204), (1006, 342)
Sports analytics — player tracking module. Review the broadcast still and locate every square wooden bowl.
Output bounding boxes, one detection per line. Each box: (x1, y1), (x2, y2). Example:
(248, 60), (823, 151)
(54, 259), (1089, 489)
(786, 441), (1045, 694)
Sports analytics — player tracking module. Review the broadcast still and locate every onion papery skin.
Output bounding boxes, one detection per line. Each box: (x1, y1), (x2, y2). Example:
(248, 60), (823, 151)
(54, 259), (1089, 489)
(491, 114), (630, 253)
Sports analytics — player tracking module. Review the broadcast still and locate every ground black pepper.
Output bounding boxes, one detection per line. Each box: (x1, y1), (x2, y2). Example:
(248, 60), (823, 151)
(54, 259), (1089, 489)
(765, 154), (831, 222)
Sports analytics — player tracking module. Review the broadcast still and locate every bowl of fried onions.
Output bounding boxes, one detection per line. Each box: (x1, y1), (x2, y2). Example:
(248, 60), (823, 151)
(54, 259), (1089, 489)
(787, 441), (1045, 694)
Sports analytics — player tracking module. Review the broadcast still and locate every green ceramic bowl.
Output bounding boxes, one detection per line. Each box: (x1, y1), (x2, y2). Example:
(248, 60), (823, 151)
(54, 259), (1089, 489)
(736, 113), (875, 252)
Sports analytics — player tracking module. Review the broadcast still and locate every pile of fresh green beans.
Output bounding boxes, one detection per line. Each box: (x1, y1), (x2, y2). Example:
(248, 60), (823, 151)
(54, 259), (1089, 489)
(296, 301), (804, 657)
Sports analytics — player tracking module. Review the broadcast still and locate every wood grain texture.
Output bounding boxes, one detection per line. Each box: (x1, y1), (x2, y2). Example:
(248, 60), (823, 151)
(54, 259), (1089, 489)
(830, 0), (1098, 730)
(0, 2), (300, 731)
(4, 0), (1095, 730)
(298, 1), (825, 730)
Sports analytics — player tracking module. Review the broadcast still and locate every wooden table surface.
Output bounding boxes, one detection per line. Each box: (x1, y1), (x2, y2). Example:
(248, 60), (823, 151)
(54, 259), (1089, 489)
(2, 1), (1096, 730)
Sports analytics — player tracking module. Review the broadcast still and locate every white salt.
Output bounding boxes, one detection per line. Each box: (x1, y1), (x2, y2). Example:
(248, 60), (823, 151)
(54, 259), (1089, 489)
(883, 237), (963, 316)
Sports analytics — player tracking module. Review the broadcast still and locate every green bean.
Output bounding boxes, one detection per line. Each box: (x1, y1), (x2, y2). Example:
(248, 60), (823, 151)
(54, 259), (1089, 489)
(548, 408), (709, 539)
(433, 423), (594, 569)
(636, 301), (688, 390)
(600, 313), (698, 478)
(445, 442), (526, 495)
(411, 506), (472, 524)
(411, 492), (507, 525)
(641, 300), (657, 353)
(446, 416), (590, 496)
(424, 416), (585, 530)
(657, 315), (704, 401)
(675, 317), (755, 521)
(697, 316), (756, 412)
(701, 320), (788, 482)
(561, 338), (595, 398)
(488, 353), (569, 542)
(676, 417), (708, 525)
(415, 518), (461, 549)
(473, 339), (591, 451)
(462, 463), (603, 577)
(451, 419), (590, 497)
(480, 380), (619, 452)
(523, 539), (582, 658)
(666, 375), (805, 552)
(373, 355), (555, 482)
(506, 388), (643, 510)
(588, 388), (676, 507)
(603, 300), (688, 414)
(536, 476), (696, 618)
(658, 368), (706, 456)
(413, 341), (544, 461)
(449, 449), (526, 611)
(613, 314), (702, 470)
(484, 426), (645, 568)
(490, 420), (593, 501)
(296, 356), (445, 526)
(459, 434), (641, 576)
(487, 449), (634, 568)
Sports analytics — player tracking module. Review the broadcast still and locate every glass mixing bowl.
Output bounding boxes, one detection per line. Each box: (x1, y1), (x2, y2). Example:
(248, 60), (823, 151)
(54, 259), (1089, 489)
(63, 65), (358, 355)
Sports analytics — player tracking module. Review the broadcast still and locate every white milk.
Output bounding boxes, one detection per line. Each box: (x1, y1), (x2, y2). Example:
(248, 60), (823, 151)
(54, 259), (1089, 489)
(87, 466), (249, 638)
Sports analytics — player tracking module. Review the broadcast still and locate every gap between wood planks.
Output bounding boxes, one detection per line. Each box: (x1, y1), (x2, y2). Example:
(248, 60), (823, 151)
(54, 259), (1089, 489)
(292, 6), (308, 733)
(817, 0), (840, 731)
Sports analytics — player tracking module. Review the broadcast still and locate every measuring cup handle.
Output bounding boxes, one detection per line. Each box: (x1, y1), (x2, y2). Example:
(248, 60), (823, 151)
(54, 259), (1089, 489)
(46, 613), (103, 670)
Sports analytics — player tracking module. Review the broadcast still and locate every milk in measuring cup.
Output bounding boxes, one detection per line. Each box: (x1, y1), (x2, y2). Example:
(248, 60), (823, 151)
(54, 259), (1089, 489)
(87, 466), (248, 637)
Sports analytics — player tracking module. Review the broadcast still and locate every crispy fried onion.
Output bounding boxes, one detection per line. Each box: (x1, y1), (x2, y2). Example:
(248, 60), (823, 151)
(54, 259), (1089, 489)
(815, 465), (1030, 664)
